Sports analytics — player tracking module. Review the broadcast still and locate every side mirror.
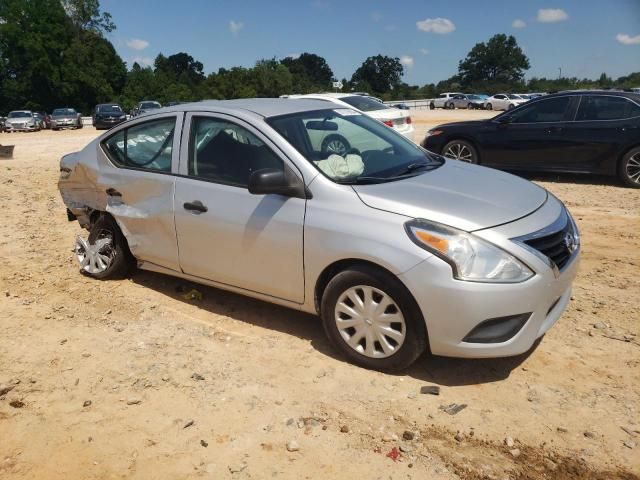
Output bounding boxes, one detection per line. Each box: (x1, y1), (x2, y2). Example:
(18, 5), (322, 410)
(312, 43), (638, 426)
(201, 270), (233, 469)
(248, 168), (309, 199)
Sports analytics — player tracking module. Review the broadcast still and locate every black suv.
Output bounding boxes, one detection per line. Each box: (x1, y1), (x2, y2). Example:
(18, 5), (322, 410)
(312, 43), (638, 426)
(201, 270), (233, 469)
(93, 104), (126, 130)
(422, 90), (640, 188)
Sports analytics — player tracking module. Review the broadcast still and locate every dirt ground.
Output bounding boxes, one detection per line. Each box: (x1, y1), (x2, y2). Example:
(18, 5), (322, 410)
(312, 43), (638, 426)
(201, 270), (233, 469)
(1, 110), (639, 480)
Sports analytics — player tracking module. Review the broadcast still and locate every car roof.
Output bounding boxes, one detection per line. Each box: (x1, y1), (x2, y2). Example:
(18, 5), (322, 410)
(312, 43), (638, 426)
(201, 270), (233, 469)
(160, 98), (340, 118)
(285, 93), (355, 99)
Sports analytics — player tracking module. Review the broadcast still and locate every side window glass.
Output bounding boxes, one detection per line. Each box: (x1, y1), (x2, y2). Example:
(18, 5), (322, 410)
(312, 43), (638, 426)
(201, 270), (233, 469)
(577, 96), (640, 121)
(102, 118), (175, 172)
(125, 119), (175, 172)
(511, 97), (571, 123)
(103, 130), (125, 165)
(189, 117), (283, 187)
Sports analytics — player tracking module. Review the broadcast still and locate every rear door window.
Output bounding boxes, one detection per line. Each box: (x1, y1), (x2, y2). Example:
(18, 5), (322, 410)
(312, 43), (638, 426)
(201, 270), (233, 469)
(102, 118), (175, 172)
(576, 96), (640, 121)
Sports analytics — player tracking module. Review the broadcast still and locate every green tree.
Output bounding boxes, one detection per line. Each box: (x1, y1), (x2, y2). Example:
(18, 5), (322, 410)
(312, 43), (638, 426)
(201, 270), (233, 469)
(280, 53), (333, 92)
(350, 55), (404, 94)
(457, 34), (530, 89)
(62, 0), (115, 34)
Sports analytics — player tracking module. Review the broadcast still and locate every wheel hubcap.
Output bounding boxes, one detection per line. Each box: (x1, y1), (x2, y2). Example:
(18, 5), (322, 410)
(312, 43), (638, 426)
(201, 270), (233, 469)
(626, 153), (640, 184)
(326, 140), (347, 156)
(334, 285), (406, 359)
(75, 231), (115, 274)
(444, 143), (474, 163)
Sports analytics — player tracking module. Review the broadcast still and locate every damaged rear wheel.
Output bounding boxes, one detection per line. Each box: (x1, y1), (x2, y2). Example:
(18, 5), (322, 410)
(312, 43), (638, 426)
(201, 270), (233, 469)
(75, 215), (134, 279)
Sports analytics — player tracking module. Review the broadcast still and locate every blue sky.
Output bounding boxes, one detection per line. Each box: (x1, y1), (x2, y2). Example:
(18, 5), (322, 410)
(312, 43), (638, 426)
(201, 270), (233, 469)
(104, 0), (640, 85)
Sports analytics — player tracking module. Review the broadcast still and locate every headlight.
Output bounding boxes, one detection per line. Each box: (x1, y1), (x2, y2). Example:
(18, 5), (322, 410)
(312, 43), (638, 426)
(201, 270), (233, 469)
(425, 129), (443, 138)
(119, 115), (125, 120)
(405, 219), (534, 283)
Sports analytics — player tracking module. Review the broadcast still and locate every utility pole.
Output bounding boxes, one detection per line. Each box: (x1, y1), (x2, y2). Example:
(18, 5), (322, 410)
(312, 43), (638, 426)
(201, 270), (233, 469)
(558, 67), (562, 79)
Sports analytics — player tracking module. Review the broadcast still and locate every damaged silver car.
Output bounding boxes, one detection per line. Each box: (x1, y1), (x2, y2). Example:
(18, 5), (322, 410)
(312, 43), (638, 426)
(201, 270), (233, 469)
(58, 99), (580, 371)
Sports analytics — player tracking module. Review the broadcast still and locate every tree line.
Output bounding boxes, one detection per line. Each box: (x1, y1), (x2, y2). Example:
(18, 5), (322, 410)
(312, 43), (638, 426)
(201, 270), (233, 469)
(1, 0), (638, 115)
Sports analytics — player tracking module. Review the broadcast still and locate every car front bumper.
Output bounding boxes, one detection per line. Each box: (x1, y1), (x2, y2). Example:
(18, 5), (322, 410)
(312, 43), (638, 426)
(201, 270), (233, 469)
(5, 123), (38, 131)
(52, 119), (77, 128)
(398, 199), (580, 358)
(94, 118), (125, 129)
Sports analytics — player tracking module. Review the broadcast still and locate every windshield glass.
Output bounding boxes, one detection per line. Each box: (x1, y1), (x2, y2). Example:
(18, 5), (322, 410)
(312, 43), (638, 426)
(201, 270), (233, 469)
(508, 94), (522, 99)
(139, 102), (161, 110)
(97, 105), (123, 113)
(52, 108), (77, 116)
(340, 96), (389, 112)
(8, 111), (31, 118)
(268, 108), (441, 184)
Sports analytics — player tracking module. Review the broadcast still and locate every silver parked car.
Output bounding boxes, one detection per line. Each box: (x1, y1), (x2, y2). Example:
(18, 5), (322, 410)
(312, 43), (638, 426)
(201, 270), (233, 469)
(4, 110), (40, 132)
(51, 108), (83, 130)
(58, 99), (580, 371)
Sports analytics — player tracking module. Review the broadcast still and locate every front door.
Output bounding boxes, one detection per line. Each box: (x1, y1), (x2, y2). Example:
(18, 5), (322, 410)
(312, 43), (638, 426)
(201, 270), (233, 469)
(174, 113), (306, 303)
(484, 95), (578, 170)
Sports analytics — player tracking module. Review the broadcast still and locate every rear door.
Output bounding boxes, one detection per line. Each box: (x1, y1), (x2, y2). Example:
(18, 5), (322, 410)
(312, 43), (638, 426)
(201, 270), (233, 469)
(173, 112), (306, 303)
(561, 95), (640, 173)
(484, 96), (579, 170)
(97, 113), (182, 270)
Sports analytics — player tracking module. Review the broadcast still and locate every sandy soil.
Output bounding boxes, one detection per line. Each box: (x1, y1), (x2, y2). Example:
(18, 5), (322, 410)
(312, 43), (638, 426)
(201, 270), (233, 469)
(1, 111), (639, 480)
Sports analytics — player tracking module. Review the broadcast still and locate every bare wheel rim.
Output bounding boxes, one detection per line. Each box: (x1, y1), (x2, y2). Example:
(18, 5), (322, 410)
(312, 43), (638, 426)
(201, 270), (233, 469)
(325, 139), (348, 156)
(75, 230), (115, 274)
(334, 285), (406, 359)
(443, 143), (474, 163)
(626, 153), (640, 184)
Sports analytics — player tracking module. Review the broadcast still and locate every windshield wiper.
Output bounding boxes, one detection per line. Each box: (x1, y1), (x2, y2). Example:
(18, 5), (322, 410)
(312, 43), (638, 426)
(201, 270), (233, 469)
(391, 161), (442, 177)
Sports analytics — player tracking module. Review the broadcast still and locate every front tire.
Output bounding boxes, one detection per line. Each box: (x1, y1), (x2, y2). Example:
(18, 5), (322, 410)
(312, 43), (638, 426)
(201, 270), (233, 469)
(320, 265), (427, 372)
(75, 215), (134, 279)
(429, 102), (435, 110)
(619, 147), (640, 188)
(321, 134), (350, 157)
(486, 103), (493, 110)
(442, 139), (479, 164)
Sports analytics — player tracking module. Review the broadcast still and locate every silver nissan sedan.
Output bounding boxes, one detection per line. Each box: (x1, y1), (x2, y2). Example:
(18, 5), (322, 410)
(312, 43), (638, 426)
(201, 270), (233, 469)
(58, 99), (580, 371)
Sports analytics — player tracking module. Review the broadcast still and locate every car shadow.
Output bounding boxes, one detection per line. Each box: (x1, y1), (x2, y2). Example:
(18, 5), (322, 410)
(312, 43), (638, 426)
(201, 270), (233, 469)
(131, 269), (535, 386)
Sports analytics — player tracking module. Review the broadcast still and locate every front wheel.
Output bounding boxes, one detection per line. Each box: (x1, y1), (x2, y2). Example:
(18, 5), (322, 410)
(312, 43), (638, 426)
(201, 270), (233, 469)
(321, 265), (427, 372)
(429, 102), (435, 110)
(75, 215), (134, 279)
(619, 147), (640, 188)
(442, 139), (479, 164)
(321, 134), (350, 157)
(508, 103), (515, 110)
(486, 103), (493, 110)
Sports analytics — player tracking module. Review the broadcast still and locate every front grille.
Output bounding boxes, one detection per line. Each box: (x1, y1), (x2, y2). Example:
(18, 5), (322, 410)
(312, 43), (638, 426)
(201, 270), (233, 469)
(523, 217), (576, 270)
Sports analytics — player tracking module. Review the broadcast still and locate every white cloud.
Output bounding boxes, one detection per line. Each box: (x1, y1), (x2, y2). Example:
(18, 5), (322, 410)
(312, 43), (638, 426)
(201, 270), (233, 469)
(537, 9), (568, 23)
(126, 38), (149, 50)
(284, 53), (300, 59)
(400, 55), (414, 68)
(229, 20), (244, 35)
(616, 33), (640, 45)
(371, 11), (382, 22)
(132, 56), (153, 67)
(512, 19), (526, 28)
(416, 17), (456, 34)
(420, 48), (429, 55)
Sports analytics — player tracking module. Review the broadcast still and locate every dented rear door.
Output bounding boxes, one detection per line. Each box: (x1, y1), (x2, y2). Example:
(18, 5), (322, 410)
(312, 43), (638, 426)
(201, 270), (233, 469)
(95, 113), (183, 271)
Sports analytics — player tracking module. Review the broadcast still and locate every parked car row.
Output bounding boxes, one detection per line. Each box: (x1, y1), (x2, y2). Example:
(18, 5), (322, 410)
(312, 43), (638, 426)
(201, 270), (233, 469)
(430, 92), (547, 111)
(2, 108), (83, 132)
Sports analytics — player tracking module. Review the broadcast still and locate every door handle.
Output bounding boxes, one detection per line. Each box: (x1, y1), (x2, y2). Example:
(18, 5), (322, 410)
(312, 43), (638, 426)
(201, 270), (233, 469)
(105, 188), (122, 197)
(183, 200), (208, 213)
(546, 126), (563, 134)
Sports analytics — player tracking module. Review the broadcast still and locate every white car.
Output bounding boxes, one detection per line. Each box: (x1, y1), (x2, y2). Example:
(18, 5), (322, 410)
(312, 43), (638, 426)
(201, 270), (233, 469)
(430, 93), (465, 110)
(484, 94), (528, 111)
(285, 93), (414, 143)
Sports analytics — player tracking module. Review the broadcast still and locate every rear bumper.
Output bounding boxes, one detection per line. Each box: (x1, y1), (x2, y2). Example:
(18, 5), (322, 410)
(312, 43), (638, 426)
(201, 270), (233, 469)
(395, 124), (415, 142)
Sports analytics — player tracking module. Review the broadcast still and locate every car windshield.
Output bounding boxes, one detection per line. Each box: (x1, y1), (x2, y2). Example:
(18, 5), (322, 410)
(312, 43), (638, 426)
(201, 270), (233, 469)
(339, 96), (389, 112)
(98, 105), (123, 113)
(139, 102), (161, 109)
(52, 108), (76, 116)
(468, 95), (481, 100)
(8, 111), (31, 118)
(268, 108), (442, 184)
(508, 94), (522, 99)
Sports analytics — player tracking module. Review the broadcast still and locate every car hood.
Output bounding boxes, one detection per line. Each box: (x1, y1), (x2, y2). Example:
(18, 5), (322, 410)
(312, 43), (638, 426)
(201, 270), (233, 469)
(353, 160), (547, 231)
(433, 120), (490, 130)
(7, 117), (32, 123)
